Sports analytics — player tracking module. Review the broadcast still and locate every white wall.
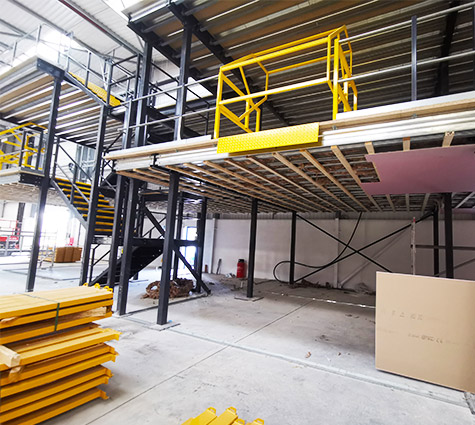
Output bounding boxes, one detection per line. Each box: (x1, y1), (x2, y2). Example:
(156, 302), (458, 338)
(204, 214), (475, 290)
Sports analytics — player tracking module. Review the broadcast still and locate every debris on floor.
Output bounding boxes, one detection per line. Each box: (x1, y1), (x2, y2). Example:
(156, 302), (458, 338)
(143, 278), (194, 299)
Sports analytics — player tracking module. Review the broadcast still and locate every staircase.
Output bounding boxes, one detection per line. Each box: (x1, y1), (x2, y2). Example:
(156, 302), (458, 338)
(54, 177), (114, 237)
(91, 239), (164, 286)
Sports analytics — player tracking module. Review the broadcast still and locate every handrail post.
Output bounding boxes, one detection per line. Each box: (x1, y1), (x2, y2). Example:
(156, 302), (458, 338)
(411, 15), (418, 101)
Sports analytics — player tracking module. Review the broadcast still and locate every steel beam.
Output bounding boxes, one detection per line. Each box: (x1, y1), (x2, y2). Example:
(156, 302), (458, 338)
(434, 1), (460, 96)
(172, 193), (184, 280)
(289, 211), (297, 285)
(174, 24), (192, 140)
(247, 198), (258, 298)
(195, 197), (208, 292)
(26, 76), (63, 292)
(444, 193), (454, 278)
(158, 171), (180, 325)
(433, 208), (440, 276)
(80, 104), (108, 285)
(411, 15), (418, 101)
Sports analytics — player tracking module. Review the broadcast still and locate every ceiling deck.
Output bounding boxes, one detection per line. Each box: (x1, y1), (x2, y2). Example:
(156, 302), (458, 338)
(126, 0), (475, 142)
(0, 57), (123, 148)
(108, 92), (475, 214)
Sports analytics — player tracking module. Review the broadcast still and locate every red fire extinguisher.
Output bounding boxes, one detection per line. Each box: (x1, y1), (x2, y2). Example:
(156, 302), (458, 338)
(236, 259), (246, 278)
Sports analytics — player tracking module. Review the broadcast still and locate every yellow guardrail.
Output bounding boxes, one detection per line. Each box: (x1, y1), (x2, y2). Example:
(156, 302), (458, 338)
(214, 26), (357, 139)
(0, 123), (46, 171)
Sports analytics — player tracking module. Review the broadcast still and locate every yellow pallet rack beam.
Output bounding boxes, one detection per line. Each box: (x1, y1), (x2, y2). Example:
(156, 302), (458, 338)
(1, 351), (117, 397)
(2, 387), (108, 425)
(0, 343), (116, 386)
(1, 367), (112, 420)
(0, 286), (113, 320)
(0, 326), (120, 371)
(0, 298), (113, 329)
(0, 308), (112, 344)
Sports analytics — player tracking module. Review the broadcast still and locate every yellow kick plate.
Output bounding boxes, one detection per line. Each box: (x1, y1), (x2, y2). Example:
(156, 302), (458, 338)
(217, 122), (320, 154)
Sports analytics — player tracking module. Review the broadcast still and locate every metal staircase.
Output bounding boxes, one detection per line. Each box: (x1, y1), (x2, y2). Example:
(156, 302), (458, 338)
(91, 239), (164, 286)
(53, 177), (114, 237)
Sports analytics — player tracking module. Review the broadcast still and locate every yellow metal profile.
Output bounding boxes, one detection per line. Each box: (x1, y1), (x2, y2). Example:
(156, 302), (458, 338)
(0, 326), (120, 372)
(217, 122), (320, 154)
(0, 344), (116, 386)
(0, 366), (112, 420)
(1, 351), (117, 397)
(2, 387), (108, 425)
(182, 407), (264, 425)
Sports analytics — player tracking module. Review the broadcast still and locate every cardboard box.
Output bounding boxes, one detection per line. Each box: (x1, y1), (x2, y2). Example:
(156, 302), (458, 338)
(376, 272), (475, 393)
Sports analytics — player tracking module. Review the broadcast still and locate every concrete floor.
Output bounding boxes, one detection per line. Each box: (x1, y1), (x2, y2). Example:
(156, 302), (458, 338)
(1, 263), (474, 425)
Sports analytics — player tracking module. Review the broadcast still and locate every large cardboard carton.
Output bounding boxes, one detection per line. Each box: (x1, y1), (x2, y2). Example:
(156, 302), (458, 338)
(375, 272), (475, 393)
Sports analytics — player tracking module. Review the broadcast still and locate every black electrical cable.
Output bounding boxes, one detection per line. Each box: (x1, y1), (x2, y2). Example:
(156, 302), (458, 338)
(273, 212), (363, 284)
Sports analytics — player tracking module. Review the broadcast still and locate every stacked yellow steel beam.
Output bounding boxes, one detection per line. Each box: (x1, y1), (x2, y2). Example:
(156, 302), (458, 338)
(0, 286), (120, 424)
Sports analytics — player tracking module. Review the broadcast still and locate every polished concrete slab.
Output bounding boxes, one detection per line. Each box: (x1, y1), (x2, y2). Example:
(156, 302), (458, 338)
(0, 268), (473, 424)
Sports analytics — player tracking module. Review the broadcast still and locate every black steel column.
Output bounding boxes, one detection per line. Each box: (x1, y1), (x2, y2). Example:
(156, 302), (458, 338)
(174, 24), (192, 140)
(26, 76), (63, 292)
(108, 58), (141, 288)
(80, 104), (108, 284)
(15, 203), (25, 235)
(172, 193), (184, 280)
(117, 44), (152, 315)
(289, 211), (297, 285)
(411, 15), (417, 101)
(247, 198), (258, 298)
(473, 5), (475, 88)
(433, 208), (439, 276)
(444, 193), (454, 278)
(157, 171), (180, 325)
(195, 197), (207, 292)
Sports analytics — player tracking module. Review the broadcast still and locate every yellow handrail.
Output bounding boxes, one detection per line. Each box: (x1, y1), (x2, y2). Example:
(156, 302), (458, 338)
(0, 123), (45, 170)
(214, 26), (357, 139)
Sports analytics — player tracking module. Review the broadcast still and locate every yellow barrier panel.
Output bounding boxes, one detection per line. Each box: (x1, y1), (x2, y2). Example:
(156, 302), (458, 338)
(217, 122), (320, 154)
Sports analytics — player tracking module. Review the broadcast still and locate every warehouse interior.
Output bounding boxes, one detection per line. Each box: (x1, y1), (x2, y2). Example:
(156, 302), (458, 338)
(0, 0), (475, 424)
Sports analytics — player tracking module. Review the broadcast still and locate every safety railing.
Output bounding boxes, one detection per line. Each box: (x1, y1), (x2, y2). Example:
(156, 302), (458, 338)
(0, 124), (46, 172)
(214, 26), (357, 138)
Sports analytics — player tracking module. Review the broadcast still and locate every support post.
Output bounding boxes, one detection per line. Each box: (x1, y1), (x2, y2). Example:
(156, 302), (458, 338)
(107, 58), (140, 287)
(473, 5), (475, 88)
(26, 76), (63, 292)
(444, 193), (454, 278)
(174, 24), (192, 140)
(289, 211), (296, 285)
(433, 208), (439, 276)
(411, 15), (417, 101)
(172, 193), (184, 279)
(195, 197), (207, 292)
(117, 44), (152, 314)
(247, 198), (258, 298)
(80, 104), (108, 284)
(157, 171), (180, 325)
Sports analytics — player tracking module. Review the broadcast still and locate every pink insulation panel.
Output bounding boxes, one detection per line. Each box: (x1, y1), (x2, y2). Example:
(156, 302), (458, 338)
(361, 145), (475, 195)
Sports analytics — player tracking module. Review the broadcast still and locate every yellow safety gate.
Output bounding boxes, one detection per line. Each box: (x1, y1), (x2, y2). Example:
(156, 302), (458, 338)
(214, 26), (357, 142)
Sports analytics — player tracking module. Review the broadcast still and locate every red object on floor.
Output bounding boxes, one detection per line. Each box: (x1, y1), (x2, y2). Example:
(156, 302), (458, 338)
(236, 259), (246, 278)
